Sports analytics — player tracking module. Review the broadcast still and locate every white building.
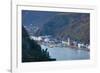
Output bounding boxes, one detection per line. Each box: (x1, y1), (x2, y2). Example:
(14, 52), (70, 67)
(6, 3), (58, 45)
(61, 39), (70, 46)
(44, 38), (49, 42)
(30, 36), (37, 40)
(30, 36), (42, 41)
(37, 36), (42, 41)
(77, 43), (84, 48)
(67, 37), (70, 46)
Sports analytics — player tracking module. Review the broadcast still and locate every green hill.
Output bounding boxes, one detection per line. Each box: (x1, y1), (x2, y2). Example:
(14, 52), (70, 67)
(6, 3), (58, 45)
(34, 13), (90, 44)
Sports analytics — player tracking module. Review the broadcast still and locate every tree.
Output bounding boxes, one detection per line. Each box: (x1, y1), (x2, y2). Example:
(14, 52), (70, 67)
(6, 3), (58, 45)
(22, 25), (56, 62)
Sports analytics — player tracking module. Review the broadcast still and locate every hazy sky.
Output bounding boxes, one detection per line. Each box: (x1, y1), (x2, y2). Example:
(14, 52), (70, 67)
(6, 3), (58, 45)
(22, 10), (59, 26)
(22, 10), (89, 26)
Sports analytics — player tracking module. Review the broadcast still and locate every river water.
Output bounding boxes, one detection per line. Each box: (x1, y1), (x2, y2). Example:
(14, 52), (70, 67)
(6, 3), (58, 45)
(41, 45), (90, 60)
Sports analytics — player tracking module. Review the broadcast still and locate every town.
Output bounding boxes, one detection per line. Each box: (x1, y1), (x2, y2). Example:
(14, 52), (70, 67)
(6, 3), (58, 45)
(30, 35), (90, 51)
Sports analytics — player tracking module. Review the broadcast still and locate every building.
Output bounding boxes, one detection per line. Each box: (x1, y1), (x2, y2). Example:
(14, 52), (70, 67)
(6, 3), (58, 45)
(30, 36), (42, 41)
(44, 38), (50, 42)
(78, 43), (83, 48)
(67, 37), (71, 46)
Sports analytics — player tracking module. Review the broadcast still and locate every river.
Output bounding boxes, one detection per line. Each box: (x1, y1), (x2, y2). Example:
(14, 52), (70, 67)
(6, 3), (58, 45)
(41, 45), (90, 60)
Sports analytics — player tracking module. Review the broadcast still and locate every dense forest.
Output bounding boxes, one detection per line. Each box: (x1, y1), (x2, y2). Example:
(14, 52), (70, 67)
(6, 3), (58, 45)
(22, 26), (56, 62)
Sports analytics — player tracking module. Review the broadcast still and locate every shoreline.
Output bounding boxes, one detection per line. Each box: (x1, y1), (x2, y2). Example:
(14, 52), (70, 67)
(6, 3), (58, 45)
(41, 44), (90, 52)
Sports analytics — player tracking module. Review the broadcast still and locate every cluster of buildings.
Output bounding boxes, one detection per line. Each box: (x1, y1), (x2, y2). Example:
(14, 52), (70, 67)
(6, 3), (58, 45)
(61, 38), (90, 51)
(30, 35), (90, 51)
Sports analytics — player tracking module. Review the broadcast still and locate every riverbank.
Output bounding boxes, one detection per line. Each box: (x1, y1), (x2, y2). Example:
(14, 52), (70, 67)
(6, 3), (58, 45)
(41, 45), (90, 60)
(41, 43), (90, 52)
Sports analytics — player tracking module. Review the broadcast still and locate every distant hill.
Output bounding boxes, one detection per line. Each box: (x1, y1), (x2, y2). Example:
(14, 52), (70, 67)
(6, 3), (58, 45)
(24, 12), (90, 44)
